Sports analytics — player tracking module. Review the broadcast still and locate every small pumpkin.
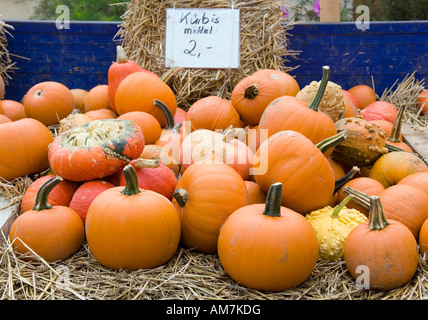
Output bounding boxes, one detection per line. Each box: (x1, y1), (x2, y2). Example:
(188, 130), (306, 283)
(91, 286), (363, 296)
(368, 151), (428, 188)
(360, 101), (398, 123)
(84, 85), (111, 112)
(305, 195), (368, 261)
(70, 88), (88, 113)
(23, 81), (75, 126)
(69, 179), (115, 225)
(217, 182), (318, 291)
(48, 119), (145, 182)
(344, 195), (419, 291)
(172, 162), (248, 253)
(119, 158), (178, 200)
(21, 174), (79, 213)
(117, 111), (162, 145)
(231, 69), (299, 126)
(85, 164), (181, 270)
(9, 176), (84, 262)
(0, 100), (26, 121)
(0, 118), (54, 181)
(347, 85), (377, 109)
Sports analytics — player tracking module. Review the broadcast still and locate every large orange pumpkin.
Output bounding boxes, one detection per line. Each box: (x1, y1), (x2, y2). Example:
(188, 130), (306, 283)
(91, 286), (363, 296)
(344, 195), (419, 291)
(253, 130), (342, 214)
(48, 119), (144, 181)
(217, 182), (318, 291)
(0, 118), (54, 181)
(23, 81), (75, 126)
(231, 69), (299, 126)
(85, 164), (181, 270)
(172, 162), (248, 253)
(114, 72), (177, 127)
(9, 176), (84, 262)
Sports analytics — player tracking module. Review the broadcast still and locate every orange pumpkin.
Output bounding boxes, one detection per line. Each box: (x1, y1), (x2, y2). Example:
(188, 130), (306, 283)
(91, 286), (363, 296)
(86, 164), (181, 270)
(231, 69), (299, 126)
(258, 66), (337, 157)
(70, 89), (88, 113)
(118, 111), (162, 145)
(369, 151), (428, 188)
(419, 218), (428, 256)
(107, 45), (157, 113)
(172, 162), (248, 253)
(9, 176), (84, 262)
(253, 130), (342, 214)
(342, 89), (360, 110)
(84, 85), (111, 112)
(347, 85), (377, 109)
(360, 101), (398, 123)
(369, 119), (393, 138)
(344, 195), (418, 291)
(0, 118), (54, 181)
(244, 180), (266, 204)
(23, 81), (75, 126)
(48, 119), (144, 182)
(84, 108), (118, 120)
(217, 182), (318, 291)
(342, 95), (358, 118)
(397, 172), (428, 195)
(114, 72), (177, 127)
(69, 179), (115, 225)
(0, 100), (26, 121)
(21, 174), (78, 213)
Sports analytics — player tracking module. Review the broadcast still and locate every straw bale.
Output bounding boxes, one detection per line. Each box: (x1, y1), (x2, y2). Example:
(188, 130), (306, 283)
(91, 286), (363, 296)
(114, 0), (298, 110)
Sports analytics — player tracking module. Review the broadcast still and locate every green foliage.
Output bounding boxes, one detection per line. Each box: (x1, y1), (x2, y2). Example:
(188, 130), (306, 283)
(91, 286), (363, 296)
(354, 0), (428, 21)
(31, 0), (126, 21)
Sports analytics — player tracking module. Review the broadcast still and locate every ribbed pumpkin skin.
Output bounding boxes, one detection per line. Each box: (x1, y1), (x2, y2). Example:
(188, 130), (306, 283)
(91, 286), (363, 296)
(172, 162), (249, 254)
(253, 130), (335, 214)
(398, 172), (428, 195)
(114, 72), (177, 127)
(0, 118), (54, 181)
(344, 219), (418, 291)
(258, 96), (337, 155)
(23, 81), (75, 126)
(217, 203), (318, 291)
(48, 119), (144, 182)
(85, 187), (181, 270)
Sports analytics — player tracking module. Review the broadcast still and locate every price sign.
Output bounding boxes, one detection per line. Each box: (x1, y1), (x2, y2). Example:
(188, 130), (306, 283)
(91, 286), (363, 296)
(165, 8), (240, 69)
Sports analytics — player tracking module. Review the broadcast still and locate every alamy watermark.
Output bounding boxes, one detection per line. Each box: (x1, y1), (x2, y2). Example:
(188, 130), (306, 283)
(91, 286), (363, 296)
(355, 5), (370, 30)
(56, 5), (70, 30)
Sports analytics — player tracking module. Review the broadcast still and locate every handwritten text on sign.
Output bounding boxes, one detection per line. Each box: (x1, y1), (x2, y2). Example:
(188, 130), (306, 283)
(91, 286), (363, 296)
(165, 8), (240, 69)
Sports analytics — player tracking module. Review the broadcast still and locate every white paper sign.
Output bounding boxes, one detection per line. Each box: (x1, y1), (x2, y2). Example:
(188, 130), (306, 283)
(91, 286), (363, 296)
(165, 8), (240, 69)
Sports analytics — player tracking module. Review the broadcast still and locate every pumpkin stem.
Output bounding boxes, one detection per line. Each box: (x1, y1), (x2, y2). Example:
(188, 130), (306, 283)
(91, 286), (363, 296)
(342, 186), (370, 210)
(218, 79), (231, 98)
(121, 164), (141, 196)
(154, 99), (175, 130)
(223, 127), (247, 143)
(134, 158), (160, 168)
(160, 66), (181, 83)
(386, 104), (406, 143)
(172, 122), (183, 134)
(244, 84), (258, 99)
(334, 166), (360, 194)
(116, 45), (129, 64)
(32, 176), (63, 211)
(308, 65), (330, 111)
(368, 196), (389, 230)
(331, 195), (352, 219)
(315, 130), (348, 154)
(173, 188), (188, 207)
(71, 108), (82, 114)
(262, 183), (283, 218)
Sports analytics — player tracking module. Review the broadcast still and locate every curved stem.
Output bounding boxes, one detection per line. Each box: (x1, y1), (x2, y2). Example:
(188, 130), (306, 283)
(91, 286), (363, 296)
(331, 195), (352, 218)
(121, 164), (141, 196)
(116, 45), (129, 64)
(154, 99), (175, 130)
(262, 182), (283, 218)
(368, 196), (389, 230)
(386, 104), (406, 143)
(308, 66), (330, 111)
(316, 130), (348, 154)
(32, 176), (63, 211)
(334, 166), (360, 194)
(342, 186), (370, 209)
(173, 188), (188, 207)
(172, 122), (183, 134)
(244, 84), (259, 99)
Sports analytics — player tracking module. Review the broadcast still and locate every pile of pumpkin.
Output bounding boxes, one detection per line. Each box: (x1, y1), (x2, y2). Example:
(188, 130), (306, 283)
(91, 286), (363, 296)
(1, 46), (428, 294)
